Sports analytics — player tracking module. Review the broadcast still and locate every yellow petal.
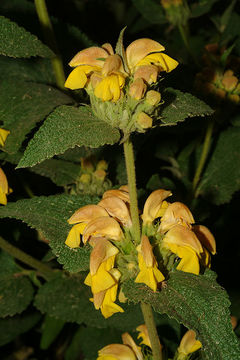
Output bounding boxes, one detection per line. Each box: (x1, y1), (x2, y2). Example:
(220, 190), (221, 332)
(135, 253), (165, 291)
(65, 223), (86, 248)
(68, 204), (109, 224)
(69, 47), (109, 67)
(90, 238), (119, 275)
(178, 330), (202, 356)
(0, 187), (7, 205)
(136, 325), (151, 348)
(176, 247), (200, 275)
(0, 128), (10, 147)
(0, 168), (9, 194)
(65, 65), (99, 90)
(136, 53), (178, 73)
(159, 202), (195, 233)
(126, 38), (165, 71)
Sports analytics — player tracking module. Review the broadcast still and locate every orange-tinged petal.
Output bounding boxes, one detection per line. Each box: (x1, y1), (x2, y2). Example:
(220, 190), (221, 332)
(142, 189), (172, 224)
(163, 225), (203, 253)
(0, 187), (7, 205)
(134, 65), (158, 84)
(90, 238), (119, 275)
(69, 47), (109, 67)
(103, 189), (130, 203)
(65, 223), (86, 248)
(102, 54), (123, 76)
(126, 38), (165, 70)
(159, 202), (195, 233)
(129, 78), (147, 100)
(178, 330), (202, 356)
(136, 325), (151, 348)
(98, 344), (136, 360)
(101, 43), (114, 55)
(193, 225), (216, 254)
(68, 204), (109, 224)
(98, 196), (132, 227)
(83, 216), (123, 243)
(122, 333), (143, 360)
(140, 235), (154, 267)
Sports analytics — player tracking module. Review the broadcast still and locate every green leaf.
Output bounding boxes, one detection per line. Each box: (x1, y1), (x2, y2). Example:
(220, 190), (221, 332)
(0, 16), (53, 58)
(0, 194), (99, 272)
(0, 311), (41, 346)
(0, 80), (72, 154)
(35, 275), (144, 331)
(0, 56), (55, 84)
(160, 88), (214, 125)
(30, 158), (81, 186)
(0, 251), (34, 317)
(190, 0), (219, 18)
(40, 315), (65, 350)
(132, 0), (166, 24)
(198, 127), (240, 204)
(123, 270), (240, 360)
(17, 105), (120, 168)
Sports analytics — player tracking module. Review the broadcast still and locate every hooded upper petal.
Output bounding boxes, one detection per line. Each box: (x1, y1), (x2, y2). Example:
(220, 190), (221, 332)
(68, 204), (109, 224)
(142, 189), (172, 224)
(69, 46), (109, 67)
(126, 38), (165, 71)
(97, 344), (136, 360)
(83, 216), (123, 243)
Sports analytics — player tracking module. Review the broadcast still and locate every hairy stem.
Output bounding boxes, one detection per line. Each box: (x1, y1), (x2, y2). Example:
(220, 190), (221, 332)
(123, 138), (162, 360)
(192, 119), (214, 196)
(141, 302), (163, 360)
(34, 0), (65, 89)
(0, 236), (54, 281)
(123, 138), (141, 244)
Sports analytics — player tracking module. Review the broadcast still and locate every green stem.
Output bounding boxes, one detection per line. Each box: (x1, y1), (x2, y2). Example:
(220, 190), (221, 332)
(123, 138), (141, 244)
(192, 119), (214, 196)
(0, 236), (54, 281)
(178, 24), (199, 67)
(123, 138), (162, 360)
(141, 302), (163, 360)
(34, 0), (65, 89)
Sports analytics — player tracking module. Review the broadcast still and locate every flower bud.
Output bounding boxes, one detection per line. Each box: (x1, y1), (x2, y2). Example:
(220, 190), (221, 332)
(97, 344), (137, 360)
(97, 160), (108, 171)
(129, 78), (147, 100)
(178, 330), (202, 357)
(145, 90), (161, 105)
(136, 112), (153, 130)
(79, 173), (91, 184)
(0, 128), (10, 147)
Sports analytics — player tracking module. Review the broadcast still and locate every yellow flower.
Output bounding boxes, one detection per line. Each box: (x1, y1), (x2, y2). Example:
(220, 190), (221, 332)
(192, 225), (216, 268)
(98, 196), (132, 227)
(122, 332), (143, 360)
(65, 44), (126, 102)
(97, 344), (137, 360)
(0, 128), (10, 147)
(162, 225), (203, 275)
(126, 38), (178, 81)
(136, 324), (151, 348)
(159, 201), (195, 234)
(142, 189), (172, 225)
(65, 204), (109, 248)
(83, 216), (124, 243)
(84, 239), (124, 318)
(135, 235), (165, 291)
(177, 330), (202, 359)
(0, 168), (12, 205)
(102, 188), (130, 203)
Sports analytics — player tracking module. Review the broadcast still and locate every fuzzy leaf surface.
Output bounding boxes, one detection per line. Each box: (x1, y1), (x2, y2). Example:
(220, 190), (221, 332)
(160, 88), (214, 125)
(30, 159), (81, 186)
(123, 270), (240, 360)
(0, 312), (41, 346)
(0, 195), (99, 272)
(0, 80), (72, 154)
(0, 251), (34, 317)
(34, 275), (144, 331)
(0, 16), (53, 58)
(198, 127), (240, 204)
(17, 105), (120, 168)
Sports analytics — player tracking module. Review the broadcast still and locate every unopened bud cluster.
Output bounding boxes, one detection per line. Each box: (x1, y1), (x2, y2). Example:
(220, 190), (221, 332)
(65, 35), (178, 136)
(67, 156), (112, 196)
(195, 43), (240, 105)
(65, 187), (216, 319)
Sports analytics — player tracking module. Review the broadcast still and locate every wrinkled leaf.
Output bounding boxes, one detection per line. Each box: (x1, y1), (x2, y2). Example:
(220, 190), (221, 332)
(17, 105), (120, 168)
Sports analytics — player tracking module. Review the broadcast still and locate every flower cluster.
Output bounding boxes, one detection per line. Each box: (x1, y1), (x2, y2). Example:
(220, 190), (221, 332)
(0, 168), (12, 205)
(67, 156), (112, 196)
(195, 43), (240, 105)
(65, 187), (216, 318)
(65, 36), (178, 134)
(97, 324), (152, 360)
(97, 325), (202, 360)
